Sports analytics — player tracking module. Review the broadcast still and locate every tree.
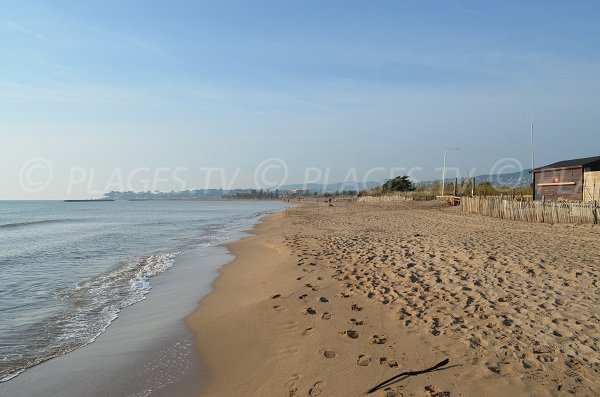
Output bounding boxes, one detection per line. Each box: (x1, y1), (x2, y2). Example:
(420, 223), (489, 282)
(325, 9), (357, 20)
(381, 176), (415, 192)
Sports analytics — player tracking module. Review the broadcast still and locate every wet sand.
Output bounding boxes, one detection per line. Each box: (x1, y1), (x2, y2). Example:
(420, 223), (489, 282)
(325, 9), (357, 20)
(0, 247), (232, 397)
(188, 201), (599, 397)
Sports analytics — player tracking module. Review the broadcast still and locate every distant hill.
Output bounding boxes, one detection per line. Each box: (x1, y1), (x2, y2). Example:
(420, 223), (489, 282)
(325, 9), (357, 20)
(413, 170), (532, 190)
(278, 170), (532, 193)
(102, 170), (531, 200)
(468, 169), (532, 188)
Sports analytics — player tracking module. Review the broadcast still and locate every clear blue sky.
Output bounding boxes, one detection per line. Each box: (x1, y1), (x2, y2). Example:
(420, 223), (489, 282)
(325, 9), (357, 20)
(1, 1), (599, 198)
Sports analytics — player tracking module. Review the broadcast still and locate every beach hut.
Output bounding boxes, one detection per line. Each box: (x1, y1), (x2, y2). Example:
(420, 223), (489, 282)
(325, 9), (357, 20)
(532, 156), (600, 202)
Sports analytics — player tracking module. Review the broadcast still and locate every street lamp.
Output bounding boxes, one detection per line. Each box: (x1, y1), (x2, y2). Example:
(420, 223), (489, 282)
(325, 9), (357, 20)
(441, 148), (459, 196)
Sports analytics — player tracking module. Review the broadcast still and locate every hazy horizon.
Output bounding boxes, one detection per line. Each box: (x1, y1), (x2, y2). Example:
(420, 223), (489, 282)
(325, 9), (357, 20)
(2, 1), (599, 199)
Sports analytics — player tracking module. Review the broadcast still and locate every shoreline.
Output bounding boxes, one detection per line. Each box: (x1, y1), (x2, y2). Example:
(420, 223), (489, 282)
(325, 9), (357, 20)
(186, 209), (297, 396)
(0, 204), (286, 397)
(0, 246), (233, 397)
(187, 201), (599, 397)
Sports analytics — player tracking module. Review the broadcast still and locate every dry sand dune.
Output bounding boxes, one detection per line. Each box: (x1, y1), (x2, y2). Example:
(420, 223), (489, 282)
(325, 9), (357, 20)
(189, 201), (599, 397)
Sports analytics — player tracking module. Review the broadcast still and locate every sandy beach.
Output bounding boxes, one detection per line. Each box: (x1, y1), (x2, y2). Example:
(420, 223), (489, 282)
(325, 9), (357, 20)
(188, 201), (599, 397)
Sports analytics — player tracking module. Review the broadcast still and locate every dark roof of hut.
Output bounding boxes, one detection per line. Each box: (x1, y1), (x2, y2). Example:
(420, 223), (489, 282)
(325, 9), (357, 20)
(534, 156), (600, 170)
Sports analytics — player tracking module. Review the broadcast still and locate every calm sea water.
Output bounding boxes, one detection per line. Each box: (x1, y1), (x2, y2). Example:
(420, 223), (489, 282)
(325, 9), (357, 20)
(0, 200), (286, 382)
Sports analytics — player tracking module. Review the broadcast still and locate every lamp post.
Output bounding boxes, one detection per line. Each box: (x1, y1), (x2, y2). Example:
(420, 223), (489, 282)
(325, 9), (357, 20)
(530, 122), (535, 183)
(441, 148), (459, 196)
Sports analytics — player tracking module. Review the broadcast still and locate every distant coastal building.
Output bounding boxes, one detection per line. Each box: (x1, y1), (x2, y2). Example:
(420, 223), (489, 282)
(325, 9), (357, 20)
(532, 156), (600, 202)
(291, 189), (309, 196)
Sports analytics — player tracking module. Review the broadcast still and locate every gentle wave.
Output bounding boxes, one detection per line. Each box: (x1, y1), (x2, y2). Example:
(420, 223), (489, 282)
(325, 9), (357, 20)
(0, 219), (80, 229)
(0, 252), (178, 382)
(0, 202), (286, 383)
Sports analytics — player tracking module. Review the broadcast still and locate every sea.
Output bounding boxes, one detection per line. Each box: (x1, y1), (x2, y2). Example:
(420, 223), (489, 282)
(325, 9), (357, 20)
(0, 200), (287, 386)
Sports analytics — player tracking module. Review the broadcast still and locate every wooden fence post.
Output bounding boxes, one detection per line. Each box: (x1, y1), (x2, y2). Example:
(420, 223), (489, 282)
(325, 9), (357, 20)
(541, 196), (545, 223)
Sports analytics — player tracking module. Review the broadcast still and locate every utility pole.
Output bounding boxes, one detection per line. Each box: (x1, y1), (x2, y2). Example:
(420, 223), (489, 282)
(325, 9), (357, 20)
(441, 148), (459, 196)
(530, 122), (535, 182)
(442, 151), (447, 196)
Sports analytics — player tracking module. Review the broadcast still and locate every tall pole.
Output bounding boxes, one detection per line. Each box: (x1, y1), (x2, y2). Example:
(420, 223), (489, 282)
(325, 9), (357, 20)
(441, 148), (458, 196)
(442, 150), (447, 196)
(530, 122), (535, 182)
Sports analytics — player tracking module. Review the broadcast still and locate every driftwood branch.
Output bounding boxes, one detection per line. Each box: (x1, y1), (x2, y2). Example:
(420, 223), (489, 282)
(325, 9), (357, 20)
(366, 358), (450, 394)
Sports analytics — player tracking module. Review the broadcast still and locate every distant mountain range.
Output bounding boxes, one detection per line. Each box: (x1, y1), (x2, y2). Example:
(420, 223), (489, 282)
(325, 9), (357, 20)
(102, 169), (531, 200)
(277, 169), (532, 193)
(464, 169), (532, 188)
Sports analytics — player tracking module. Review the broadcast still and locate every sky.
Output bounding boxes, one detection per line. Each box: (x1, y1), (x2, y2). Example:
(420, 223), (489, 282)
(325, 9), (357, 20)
(1, 0), (599, 198)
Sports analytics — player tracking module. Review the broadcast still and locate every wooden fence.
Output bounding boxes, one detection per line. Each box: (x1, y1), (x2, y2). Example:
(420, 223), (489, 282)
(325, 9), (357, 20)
(461, 196), (599, 224)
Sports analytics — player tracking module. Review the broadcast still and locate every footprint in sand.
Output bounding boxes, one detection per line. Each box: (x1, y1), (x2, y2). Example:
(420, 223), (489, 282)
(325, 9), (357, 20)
(342, 330), (359, 339)
(370, 335), (387, 344)
(286, 373), (303, 397)
(322, 350), (336, 358)
(299, 294), (308, 300)
(349, 318), (364, 326)
(319, 297), (329, 303)
(379, 388), (403, 397)
(271, 294), (281, 299)
(357, 354), (371, 366)
(309, 381), (326, 397)
(424, 385), (450, 397)
(303, 327), (314, 336)
(304, 307), (317, 315)
(287, 382), (298, 396)
(285, 321), (299, 330)
(321, 312), (332, 320)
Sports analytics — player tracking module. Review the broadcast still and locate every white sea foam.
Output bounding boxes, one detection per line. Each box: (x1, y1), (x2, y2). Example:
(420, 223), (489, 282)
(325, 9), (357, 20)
(0, 252), (179, 382)
(0, 202), (286, 383)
